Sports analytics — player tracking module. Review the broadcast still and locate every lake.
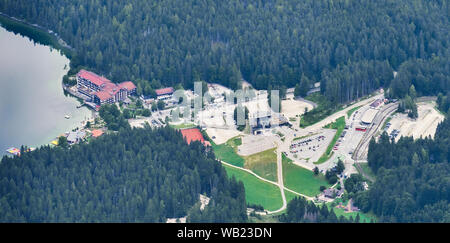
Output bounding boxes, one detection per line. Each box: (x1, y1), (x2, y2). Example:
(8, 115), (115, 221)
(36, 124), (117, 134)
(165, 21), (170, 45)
(0, 25), (92, 156)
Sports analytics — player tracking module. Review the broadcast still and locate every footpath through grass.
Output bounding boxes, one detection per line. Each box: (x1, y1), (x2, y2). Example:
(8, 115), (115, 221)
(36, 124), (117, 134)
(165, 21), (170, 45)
(284, 190), (300, 204)
(282, 154), (329, 197)
(314, 116), (346, 164)
(210, 136), (277, 182)
(224, 164), (283, 212)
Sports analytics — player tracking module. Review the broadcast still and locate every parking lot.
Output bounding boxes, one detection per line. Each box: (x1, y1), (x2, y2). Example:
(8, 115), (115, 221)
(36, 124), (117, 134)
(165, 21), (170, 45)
(288, 129), (335, 164)
(313, 104), (369, 174)
(237, 134), (278, 156)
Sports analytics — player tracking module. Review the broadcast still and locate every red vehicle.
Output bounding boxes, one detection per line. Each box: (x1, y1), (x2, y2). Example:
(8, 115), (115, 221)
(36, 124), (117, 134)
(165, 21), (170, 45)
(355, 127), (367, 132)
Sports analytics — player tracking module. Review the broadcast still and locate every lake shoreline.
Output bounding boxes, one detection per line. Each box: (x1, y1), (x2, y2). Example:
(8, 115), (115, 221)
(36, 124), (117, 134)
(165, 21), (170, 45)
(0, 11), (100, 113)
(0, 12), (80, 90)
(0, 16), (93, 156)
(0, 12), (73, 57)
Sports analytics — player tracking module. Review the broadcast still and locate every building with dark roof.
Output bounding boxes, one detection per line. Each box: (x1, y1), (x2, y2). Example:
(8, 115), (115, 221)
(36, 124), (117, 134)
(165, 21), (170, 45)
(323, 188), (344, 198)
(370, 99), (383, 109)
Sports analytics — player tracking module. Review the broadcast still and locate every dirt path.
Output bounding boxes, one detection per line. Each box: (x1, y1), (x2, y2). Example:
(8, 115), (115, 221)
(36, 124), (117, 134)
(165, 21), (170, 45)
(347, 198), (354, 212)
(220, 157), (313, 214)
(270, 146), (287, 214)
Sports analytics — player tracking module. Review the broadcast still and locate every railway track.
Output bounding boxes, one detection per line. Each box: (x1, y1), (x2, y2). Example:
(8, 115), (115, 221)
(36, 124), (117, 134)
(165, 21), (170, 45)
(353, 103), (398, 160)
(352, 103), (398, 181)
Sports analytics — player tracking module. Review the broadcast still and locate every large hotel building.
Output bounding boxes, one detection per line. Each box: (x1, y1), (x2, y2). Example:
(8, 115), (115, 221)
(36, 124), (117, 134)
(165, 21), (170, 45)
(76, 69), (136, 106)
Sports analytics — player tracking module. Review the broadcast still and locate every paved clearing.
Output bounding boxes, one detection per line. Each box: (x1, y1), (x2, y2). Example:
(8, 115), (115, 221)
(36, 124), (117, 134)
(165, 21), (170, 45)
(387, 101), (444, 141)
(238, 134), (278, 156)
(281, 94), (314, 120)
(206, 128), (242, 145)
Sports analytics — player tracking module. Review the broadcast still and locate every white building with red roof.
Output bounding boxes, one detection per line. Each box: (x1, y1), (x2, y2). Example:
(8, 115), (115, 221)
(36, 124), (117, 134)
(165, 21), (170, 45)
(118, 81), (137, 95)
(77, 69), (109, 98)
(76, 69), (137, 106)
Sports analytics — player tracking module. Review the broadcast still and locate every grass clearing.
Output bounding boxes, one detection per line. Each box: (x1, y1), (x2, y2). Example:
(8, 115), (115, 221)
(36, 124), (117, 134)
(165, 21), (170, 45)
(211, 138), (245, 167)
(326, 198), (377, 223)
(314, 116), (346, 164)
(332, 207), (376, 223)
(355, 163), (376, 181)
(284, 190), (300, 204)
(169, 123), (196, 130)
(282, 154), (329, 197)
(224, 164), (283, 212)
(211, 135), (277, 182)
(244, 148), (278, 182)
(228, 137), (242, 147)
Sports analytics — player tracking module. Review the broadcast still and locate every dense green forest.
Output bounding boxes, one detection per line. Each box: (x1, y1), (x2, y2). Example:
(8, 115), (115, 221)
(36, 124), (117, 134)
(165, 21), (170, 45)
(354, 118), (450, 222)
(0, 0), (449, 223)
(388, 55), (450, 99)
(0, 127), (247, 222)
(0, 0), (448, 103)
